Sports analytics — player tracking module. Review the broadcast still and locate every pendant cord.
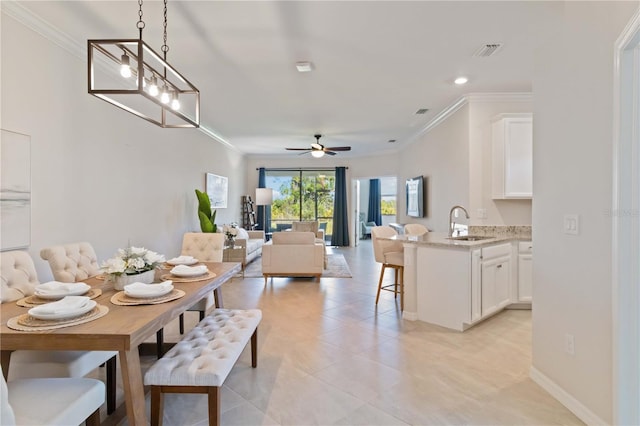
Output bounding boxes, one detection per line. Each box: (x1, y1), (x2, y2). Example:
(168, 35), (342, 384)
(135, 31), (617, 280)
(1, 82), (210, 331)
(161, 0), (169, 60)
(136, 0), (145, 39)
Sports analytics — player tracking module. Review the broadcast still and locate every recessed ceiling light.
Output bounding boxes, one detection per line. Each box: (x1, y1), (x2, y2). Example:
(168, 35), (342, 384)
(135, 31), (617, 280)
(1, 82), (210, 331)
(454, 76), (468, 85)
(296, 61), (313, 72)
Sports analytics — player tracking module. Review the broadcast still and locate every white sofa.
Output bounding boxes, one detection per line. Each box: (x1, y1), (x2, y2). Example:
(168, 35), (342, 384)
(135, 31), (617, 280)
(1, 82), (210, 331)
(261, 232), (324, 283)
(234, 229), (265, 265)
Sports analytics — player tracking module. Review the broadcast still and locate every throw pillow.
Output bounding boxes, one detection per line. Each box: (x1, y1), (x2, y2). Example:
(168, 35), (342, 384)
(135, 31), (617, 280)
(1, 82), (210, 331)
(236, 227), (250, 240)
(292, 221), (318, 233)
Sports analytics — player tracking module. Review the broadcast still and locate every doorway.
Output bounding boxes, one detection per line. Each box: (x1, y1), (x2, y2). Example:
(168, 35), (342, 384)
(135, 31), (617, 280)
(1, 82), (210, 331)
(352, 176), (398, 246)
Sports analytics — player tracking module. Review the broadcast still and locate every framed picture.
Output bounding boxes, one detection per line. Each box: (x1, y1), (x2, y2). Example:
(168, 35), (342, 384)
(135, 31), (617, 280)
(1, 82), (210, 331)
(206, 173), (228, 208)
(406, 176), (425, 218)
(1, 129), (31, 250)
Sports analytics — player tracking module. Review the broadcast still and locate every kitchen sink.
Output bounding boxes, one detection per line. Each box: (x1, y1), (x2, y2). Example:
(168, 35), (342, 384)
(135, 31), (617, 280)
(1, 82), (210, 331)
(447, 235), (493, 241)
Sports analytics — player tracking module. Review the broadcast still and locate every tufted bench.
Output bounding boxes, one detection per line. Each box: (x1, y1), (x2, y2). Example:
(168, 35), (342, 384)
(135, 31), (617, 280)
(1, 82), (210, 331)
(144, 308), (262, 426)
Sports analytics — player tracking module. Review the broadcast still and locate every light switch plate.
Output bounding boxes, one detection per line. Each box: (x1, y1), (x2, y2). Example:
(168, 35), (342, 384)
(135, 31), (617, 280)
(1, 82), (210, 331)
(564, 214), (579, 235)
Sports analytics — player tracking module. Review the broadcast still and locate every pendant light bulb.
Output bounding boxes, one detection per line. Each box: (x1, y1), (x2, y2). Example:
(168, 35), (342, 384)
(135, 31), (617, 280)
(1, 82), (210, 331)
(311, 150), (325, 158)
(120, 53), (132, 78)
(148, 76), (159, 96)
(160, 85), (170, 104)
(171, 92), (180, 111)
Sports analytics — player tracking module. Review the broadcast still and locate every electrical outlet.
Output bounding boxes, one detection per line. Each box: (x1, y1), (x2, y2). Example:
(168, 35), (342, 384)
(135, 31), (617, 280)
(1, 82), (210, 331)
(565, 333), (575, 355)
(564, 214), (579, 235)
(477, 208), (487, 219)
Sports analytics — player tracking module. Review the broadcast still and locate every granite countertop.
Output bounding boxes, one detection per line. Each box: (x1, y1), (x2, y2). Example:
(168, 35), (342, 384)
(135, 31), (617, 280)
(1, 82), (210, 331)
(389, 232), (527, 250)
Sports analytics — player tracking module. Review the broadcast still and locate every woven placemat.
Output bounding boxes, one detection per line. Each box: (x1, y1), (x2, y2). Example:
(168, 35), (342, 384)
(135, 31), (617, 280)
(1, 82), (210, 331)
(110, 289), (186, 306)
(159, 271), (216, 283)
(17, 288), (103, 307)
(7, 305), (109, 332)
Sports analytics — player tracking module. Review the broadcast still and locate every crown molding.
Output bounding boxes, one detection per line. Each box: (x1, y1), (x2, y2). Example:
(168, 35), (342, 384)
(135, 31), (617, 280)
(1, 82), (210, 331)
(2, 1), (239, 151)
(1, 1), (84, 60)
(404, 92), (533, 147)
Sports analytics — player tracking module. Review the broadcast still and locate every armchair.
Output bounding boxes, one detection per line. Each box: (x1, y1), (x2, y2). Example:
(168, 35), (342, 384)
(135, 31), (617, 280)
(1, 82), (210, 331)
(262, 232), (324, 284)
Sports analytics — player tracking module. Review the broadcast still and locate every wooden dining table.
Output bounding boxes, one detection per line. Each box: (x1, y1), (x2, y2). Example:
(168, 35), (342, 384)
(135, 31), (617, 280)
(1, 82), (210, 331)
(0, 261), (241, 425)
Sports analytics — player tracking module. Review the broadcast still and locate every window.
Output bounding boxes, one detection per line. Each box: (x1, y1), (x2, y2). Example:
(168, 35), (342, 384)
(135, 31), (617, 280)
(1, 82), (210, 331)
(265, 170), (335, 238)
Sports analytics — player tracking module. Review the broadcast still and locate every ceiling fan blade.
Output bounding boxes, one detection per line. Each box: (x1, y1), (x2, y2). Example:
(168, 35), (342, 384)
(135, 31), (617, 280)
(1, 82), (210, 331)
(285, 148), (312, 151)
(324, 150), (337, 156)
(298, 151), (312, 156)
(325, 146), (351, 151)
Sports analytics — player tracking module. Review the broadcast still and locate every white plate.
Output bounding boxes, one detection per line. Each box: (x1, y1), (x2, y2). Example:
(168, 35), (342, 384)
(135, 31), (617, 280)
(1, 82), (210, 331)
(166, 257), (199, 266)
(29, 299), (97, 321)
(124, 283), (174, 299)
(34, 282), (91, 300)
(170, 265), (209, 277)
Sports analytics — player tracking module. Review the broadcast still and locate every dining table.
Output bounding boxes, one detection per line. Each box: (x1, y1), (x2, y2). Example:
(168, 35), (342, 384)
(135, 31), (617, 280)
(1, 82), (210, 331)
(0, 261), (241, 425)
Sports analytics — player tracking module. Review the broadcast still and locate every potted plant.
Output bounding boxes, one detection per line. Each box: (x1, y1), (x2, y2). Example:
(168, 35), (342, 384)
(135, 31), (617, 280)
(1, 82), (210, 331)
(195, 189), (217, 233)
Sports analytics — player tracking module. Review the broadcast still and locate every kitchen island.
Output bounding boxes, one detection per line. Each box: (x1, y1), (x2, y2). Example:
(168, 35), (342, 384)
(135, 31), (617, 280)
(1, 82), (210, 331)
(392, 232), (531, 331)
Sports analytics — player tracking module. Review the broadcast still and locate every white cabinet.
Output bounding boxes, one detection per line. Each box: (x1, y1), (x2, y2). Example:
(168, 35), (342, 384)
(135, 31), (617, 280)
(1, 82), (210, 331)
(492, 113), (533, 199)
(517, 241), (533, 302)
(418, 242), (513, 331)
(479, 243), (512, 317)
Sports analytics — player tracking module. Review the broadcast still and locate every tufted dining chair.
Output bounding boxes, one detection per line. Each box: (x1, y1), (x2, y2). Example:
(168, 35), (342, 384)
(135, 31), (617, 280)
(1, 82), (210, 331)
(179, 232), (225, 333)
(1, 365), (104, 426)
(39, 242), (100, 282)
(1, 250), (117, 415)
(404, 223), (429, 236)
(371, 226), (405, 311)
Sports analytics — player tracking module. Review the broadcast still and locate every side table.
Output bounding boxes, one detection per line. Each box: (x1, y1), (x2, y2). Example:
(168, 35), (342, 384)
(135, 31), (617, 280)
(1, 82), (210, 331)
(223, 245), (246, 276)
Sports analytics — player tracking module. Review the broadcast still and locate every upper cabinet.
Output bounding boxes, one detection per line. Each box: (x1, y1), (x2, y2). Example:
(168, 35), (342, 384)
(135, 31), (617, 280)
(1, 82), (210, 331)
(492, 113), (533, 199)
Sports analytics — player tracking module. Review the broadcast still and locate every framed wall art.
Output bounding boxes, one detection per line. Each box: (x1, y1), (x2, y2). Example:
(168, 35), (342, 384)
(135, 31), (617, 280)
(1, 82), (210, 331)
(1, 129), (31, 250)
(206, 173), (228, 208)
(406, 175), (425, 218)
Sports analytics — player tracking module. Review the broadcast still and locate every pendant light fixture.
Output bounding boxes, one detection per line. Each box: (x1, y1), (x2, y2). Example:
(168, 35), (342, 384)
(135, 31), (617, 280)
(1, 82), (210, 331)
(87, 0), (200, 128)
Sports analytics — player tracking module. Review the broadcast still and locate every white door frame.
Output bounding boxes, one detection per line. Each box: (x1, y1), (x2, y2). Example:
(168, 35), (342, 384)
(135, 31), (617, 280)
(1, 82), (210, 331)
(612, 9), (640, 425)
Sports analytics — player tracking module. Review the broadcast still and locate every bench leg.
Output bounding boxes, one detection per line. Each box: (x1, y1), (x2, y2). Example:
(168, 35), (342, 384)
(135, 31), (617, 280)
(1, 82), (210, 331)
(106, 355), (117, 414)
(207, 386), (220, 426)
(150, 386), (164, 426)
(85, 408), (101, 426)
(251, 329), (258, 368)
(179, 313), (185, 334)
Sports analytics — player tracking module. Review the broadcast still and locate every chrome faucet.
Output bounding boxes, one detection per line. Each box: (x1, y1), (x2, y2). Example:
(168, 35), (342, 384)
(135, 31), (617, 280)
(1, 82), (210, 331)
(448, 205), (470, 237)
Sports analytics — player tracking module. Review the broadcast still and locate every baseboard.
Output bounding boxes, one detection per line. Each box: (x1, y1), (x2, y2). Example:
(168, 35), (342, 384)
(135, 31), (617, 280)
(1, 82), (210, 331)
(530, 366), (608, 426)
(403, 311), (418, 321)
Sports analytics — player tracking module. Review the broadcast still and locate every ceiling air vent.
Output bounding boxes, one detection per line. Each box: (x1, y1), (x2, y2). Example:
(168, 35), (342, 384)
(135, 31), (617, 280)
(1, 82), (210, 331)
(473, 43), (503, 57)
(415, 108), (429, 115)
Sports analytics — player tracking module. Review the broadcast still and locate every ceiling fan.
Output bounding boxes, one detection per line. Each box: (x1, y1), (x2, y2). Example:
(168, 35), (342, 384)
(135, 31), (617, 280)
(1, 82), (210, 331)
(285, 134), (351, 158)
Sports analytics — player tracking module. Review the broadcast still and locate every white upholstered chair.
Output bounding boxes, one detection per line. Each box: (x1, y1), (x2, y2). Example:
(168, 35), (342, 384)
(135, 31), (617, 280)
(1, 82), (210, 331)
(1, 250), (117, 415)
(39, 242), (100, 282)
(371, 226), (405, 311)
(404, 223), (429, 236)
(291, 221), (327, 268)
(1, 366), (104, 426)
(179, 232), (225, 332)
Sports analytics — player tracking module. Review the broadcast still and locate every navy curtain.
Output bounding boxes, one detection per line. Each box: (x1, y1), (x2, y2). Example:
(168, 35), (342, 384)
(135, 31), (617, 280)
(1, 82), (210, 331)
(257, 168), (271, 232)
(331, 167), (350, 246)
(368, 179), (382, 225)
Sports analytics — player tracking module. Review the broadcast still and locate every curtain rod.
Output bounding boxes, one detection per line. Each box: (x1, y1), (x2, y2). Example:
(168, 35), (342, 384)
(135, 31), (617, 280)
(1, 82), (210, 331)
(256, 167), (348, 171)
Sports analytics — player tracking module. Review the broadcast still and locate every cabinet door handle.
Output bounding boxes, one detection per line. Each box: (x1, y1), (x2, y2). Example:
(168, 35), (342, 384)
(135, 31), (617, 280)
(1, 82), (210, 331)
(497, 264), (503, 269)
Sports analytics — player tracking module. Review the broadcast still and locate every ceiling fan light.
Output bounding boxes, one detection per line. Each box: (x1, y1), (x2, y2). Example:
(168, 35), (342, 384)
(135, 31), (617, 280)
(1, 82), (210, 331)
(311, 150), (325, 158)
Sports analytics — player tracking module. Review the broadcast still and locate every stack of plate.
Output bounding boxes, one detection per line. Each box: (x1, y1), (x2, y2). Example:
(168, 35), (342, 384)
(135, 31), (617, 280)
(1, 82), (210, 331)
(166, 256), (198, 266)
(34, 282), (90, 300)
(123, 281), (174, 298)
(28, 296), (96, 320)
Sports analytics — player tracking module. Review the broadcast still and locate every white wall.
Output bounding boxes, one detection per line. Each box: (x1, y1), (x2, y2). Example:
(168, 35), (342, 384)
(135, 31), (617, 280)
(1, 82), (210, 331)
(531, 2), (639, 424)
(1, 14), (247, 280)
(468, 97), (533, 226)
(397, 104), (470, 232)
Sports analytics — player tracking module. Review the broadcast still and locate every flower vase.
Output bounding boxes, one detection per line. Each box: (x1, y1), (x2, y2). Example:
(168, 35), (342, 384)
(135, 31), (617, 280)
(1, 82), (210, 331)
(111, 269), (155, 291)
(226, 238), (235, 249)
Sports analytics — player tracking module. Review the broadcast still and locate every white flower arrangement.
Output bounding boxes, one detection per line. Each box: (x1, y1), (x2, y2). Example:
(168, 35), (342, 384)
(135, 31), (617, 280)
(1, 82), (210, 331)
(223, 223), (239, 241)
(101, 246), (165, 277)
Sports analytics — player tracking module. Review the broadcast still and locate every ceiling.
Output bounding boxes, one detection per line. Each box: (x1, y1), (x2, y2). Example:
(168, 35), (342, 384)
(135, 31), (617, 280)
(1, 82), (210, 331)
(10, 1), (561, 158)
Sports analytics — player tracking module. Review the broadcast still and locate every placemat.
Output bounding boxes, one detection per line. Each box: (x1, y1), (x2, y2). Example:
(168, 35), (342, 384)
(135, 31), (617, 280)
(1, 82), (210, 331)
(17, 288), (103, 307)
(161, 262), (203, 270)
(159, 271), (216, 283)
(7, 305), (109, 332)
(110, 289), (186, 305)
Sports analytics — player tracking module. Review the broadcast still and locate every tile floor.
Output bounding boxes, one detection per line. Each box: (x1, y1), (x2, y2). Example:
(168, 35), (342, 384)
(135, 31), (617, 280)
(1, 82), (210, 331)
(100, 240), (583, 425)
